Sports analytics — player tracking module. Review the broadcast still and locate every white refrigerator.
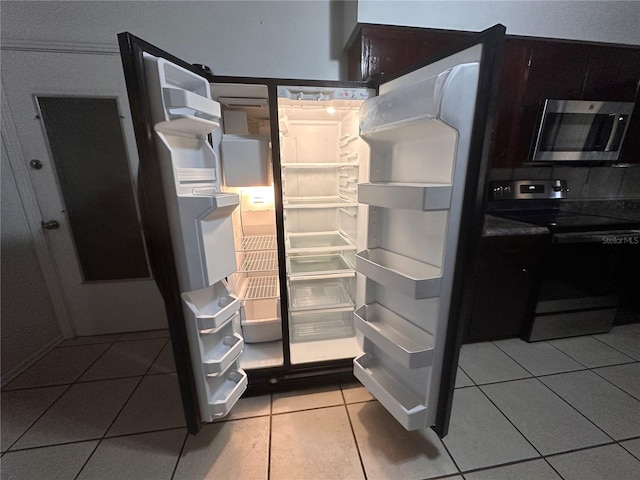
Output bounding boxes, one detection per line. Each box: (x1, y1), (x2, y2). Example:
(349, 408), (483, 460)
(118, 24), (505, 437)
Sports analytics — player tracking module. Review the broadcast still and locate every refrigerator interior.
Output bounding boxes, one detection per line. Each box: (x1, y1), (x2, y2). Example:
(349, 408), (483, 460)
(210, 83), (285, 370)
(277, 90), (371, 364)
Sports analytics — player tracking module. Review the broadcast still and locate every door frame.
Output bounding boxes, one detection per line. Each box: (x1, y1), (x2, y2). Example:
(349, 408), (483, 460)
(1, 84), (74, 337)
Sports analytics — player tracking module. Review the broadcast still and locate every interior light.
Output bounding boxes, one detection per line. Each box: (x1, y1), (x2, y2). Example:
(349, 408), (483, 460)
(326, 106), (336, 114)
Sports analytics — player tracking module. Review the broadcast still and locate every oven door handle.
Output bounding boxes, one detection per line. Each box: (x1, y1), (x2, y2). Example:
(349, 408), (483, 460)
(552, 230), (640, 244)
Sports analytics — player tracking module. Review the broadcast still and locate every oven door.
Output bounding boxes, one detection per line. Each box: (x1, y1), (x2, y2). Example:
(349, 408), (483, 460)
(526, 229), (640, 341)
(531, 99), (634, 162)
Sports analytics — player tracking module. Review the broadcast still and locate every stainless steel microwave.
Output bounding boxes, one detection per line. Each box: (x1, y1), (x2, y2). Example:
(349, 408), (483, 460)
(531, 99), (635, 162)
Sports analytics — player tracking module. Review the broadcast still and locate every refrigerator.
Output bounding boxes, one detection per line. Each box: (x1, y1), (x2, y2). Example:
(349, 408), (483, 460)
(117, 24), (505, 437)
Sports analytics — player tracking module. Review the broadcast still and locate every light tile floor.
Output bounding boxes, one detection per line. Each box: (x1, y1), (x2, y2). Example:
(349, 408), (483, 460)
(2, 324), (640, 479)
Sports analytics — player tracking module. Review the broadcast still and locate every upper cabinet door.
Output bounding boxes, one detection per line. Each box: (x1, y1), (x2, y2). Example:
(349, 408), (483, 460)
(353, 25), (505, 437)
(118, 33), (247, 434)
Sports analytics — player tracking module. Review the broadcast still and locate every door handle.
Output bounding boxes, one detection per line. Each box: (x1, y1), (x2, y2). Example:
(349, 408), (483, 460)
(42, 220), (60, 230)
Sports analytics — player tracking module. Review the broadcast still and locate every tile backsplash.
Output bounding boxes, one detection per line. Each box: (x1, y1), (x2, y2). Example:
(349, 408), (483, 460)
(489, 166), (640, 200)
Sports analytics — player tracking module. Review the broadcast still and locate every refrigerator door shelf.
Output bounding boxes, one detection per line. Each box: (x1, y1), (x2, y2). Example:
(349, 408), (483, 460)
(354, 303), (434, 369)
(192, 192), (240, 218)
(359, 67), (451, 135)
(283, 197), (357, 209)
(290, 308), (355, 343)
(202, 333), (244, 376)
(182, 282), (240, 332)
(162, 87), (221, 121)
(286, 231), (356, 254)
(207, 369), (248, 418)
(155, 116), (220, 137)
(353, 353), (428, 430)
(356, 249), (442, 299)
(358, 182), (452, 211)
(287, 254), (354, 278)
(288, 278), (354, 312)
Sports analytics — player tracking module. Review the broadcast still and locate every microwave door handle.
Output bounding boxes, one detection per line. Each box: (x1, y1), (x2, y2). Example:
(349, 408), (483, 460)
(604, 114), (621, 152)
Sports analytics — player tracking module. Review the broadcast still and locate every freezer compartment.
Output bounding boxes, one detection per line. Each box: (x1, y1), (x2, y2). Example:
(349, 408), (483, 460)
(356, 249), (442, 299)
(354, 303), (434, 369)
(287, 254), (354, 277)
(354, 351), (428, 431)
(201, 333), (244, 376)
(358, 183), (451, 211)
(290, 308), (355, 343)
(220, 134), (270, 187)
(182, 281), (240, 332)
(286, 231), (356, 254)
(241, 298), (282, 343)
(289, 277), (354, 312)
(207, 368), (248, 418)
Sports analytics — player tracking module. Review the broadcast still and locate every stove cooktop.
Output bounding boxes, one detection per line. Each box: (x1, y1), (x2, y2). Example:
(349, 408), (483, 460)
(492, 210), (640, 233)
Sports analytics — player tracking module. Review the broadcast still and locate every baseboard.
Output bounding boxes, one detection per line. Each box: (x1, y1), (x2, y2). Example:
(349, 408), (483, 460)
(1, 336), (65, 387)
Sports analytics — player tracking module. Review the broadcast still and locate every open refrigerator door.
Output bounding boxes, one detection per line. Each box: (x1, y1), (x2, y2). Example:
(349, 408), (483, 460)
(142, 55), (247, 422)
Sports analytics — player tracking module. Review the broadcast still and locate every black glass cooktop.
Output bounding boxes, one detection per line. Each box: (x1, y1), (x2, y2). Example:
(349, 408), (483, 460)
(494, 209), (640, 233)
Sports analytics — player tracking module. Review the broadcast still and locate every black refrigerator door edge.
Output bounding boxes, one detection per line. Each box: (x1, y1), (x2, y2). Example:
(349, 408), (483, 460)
(117, 32), (208, 434)
(431, 25), (506, 437)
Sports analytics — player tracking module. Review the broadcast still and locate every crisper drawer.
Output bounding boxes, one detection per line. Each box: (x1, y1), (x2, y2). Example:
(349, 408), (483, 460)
(290, 308), (355, 343)
(288, 277), (354, 312)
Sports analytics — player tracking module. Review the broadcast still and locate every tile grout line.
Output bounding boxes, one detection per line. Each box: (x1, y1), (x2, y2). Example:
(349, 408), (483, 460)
(475, 384), (545, 457)
(267, 393), (273, 480)
(339, 387), (368, 480)
(588, 363), (640, 403)
(590, 332), (640, 360)
(437, 432), (463, 476)
(4, 340), (120, 452)
(72, 373), (147, 479)
(3, 383), (74, 453)
(169, 429), (190, 480)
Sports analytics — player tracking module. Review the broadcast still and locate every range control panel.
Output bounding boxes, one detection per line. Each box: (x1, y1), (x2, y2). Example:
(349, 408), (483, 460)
(490, 180), (569, 200)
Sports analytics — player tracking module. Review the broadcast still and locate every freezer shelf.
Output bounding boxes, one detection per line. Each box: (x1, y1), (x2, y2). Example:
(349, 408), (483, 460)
(242, 276), (279, 300)
(354, 304), (434, 369)
(239, 235), (277, 252)
(182, 281), (240, 332)
(238, 251), (278, 272)
(287, 231), (356, 254)
(207, 369), (248, 418)
(289, 278), (354, 312)
(354, 353), (428, 430)
(356, 249), (442, 299)
(202, 333), (244, 376)
(358, 182), (452, 211)
(290, 309), (355, 343)
(287, 254), (354, 277)
(283, 197), (357, 209)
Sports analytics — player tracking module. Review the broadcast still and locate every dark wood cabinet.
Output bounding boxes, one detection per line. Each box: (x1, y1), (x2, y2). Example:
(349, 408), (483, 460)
(463, 235), (549, 343)
(347, 26), (640, 166)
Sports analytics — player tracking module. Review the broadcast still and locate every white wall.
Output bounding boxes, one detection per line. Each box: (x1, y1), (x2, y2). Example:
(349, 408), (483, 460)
(351, 1), (640, 46)
(1, 139), (63, 385)
(1, 0), (346, 80)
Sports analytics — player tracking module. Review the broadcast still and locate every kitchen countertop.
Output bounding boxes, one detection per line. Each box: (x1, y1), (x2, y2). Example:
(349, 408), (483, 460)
(483, 214), (550, 237)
